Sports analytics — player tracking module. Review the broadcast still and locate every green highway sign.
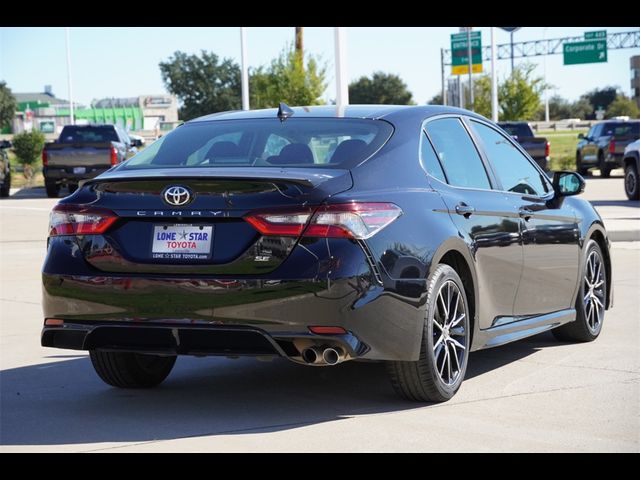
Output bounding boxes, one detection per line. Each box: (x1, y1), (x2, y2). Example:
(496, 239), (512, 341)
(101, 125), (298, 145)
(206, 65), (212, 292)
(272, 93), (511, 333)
(451, 31), (482, 75)
(563, 40), (607, 65)
(585, 30), (606, 40)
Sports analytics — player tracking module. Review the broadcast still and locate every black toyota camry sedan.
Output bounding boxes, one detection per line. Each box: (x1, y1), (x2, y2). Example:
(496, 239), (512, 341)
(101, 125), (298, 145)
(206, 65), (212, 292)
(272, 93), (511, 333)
(41, 105), (612, 402)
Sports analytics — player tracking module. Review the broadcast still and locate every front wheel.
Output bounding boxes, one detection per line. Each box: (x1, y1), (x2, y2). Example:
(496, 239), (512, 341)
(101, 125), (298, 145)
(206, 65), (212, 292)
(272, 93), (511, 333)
(576, 152), (589, 176)
(0, 172), (10, 197)
(598, 152), (611, 178)
(387, 264), (470, 402)
(90, 351), (176, 388)
(45, 179), (60, 198)
(624, 163), (640, 200)
(553, 240), (607, 342)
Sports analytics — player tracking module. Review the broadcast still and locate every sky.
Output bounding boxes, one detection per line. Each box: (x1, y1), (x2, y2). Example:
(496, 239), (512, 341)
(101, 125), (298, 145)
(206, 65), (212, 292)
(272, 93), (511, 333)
(1, 26), (637, 107)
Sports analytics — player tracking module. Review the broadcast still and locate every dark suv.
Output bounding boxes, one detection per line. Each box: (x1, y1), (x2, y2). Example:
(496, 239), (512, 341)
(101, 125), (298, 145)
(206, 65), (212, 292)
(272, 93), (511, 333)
(576, 120), (640, 177)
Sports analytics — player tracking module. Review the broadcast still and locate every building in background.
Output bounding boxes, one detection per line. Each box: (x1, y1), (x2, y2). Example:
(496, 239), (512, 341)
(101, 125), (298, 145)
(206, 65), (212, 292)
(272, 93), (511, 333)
(8, 87), (179, 137)
(631, 56), (640, 109)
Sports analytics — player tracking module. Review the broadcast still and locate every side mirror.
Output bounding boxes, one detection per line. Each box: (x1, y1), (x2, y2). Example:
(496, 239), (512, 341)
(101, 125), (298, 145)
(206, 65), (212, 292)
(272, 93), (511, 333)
(553, 171), (585, 197)
(577, 133), (584, 139)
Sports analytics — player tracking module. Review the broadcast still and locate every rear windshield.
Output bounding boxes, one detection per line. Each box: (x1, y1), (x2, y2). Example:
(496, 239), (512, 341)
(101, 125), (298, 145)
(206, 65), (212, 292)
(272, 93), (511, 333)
(601, 122), (640, 137)
(498, 123), (533, 138)
(59, 126), (119, 143)
(122, 118), (394, 170)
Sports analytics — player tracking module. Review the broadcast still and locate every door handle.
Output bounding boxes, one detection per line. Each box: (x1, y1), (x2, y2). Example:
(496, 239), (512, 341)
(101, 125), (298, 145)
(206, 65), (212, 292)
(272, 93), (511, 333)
(519, 207), (533, 221)
(455, 203), (475, 218)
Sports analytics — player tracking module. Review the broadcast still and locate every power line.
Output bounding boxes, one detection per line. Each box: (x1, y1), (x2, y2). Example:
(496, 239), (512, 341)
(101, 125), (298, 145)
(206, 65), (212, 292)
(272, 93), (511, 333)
(443, 30), (640, 65)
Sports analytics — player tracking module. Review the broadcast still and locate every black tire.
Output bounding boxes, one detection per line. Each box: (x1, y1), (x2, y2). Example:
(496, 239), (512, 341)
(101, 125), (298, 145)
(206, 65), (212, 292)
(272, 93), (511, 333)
(387, 264), (471, 402)
(624, 162), (640, 200)
(89, 350), (176, 388)
(576, 152), (589, 176)
(598, 151), (611, 178)
(553, 240), (607, 343)
(0, 172), (10, 198)
(45, 179), (60, 198)
(68, 183), (78, 194)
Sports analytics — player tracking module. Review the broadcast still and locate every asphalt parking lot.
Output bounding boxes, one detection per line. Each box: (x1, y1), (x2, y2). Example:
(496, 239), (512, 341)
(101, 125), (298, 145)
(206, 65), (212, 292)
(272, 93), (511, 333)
(0, 175), (638, 452)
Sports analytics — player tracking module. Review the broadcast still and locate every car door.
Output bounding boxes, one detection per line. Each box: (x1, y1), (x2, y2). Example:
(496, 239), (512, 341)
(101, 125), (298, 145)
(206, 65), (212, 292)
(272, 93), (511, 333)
(467, 119), (580, 317)
(582, 124), (601, 164)
(424, 117), (523, 330)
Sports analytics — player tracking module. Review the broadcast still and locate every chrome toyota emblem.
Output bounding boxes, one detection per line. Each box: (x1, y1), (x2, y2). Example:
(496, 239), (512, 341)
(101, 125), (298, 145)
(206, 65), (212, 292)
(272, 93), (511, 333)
(163, 186), (192, 206)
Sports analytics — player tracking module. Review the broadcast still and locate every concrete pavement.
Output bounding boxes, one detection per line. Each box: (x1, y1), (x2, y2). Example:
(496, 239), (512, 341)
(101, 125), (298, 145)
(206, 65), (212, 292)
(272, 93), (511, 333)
(0, 186), (638, 452)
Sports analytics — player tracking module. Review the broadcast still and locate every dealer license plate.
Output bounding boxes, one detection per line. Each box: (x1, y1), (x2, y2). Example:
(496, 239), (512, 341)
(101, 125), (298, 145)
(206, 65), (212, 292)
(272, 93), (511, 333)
(152, 225), (213, 260)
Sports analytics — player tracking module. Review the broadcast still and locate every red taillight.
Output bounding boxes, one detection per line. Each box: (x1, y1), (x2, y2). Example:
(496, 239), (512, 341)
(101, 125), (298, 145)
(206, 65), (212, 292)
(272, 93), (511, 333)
(110, 146), (118, 166)
(44, 318), (65, 326)
(42, 150), (48, 166)
(545, 141), (550, 158)
(308, 326), (347, 335)
(609, 139), (615, 154)
(244, 203), (402, 240)
(49, 204), (118, 237)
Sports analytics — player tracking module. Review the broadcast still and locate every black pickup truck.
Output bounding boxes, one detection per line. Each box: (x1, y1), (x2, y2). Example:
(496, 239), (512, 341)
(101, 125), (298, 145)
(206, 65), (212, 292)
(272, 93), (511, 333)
(497, 122), (550, 171)
(42, 124), (133, 197)
(576, 120), (640, 178)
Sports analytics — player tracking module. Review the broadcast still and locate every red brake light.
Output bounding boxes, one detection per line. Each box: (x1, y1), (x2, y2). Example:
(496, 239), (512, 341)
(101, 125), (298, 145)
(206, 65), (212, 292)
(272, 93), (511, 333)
(545, 141), (550, 158)
(110, 146), (118, 166)
(244, 203), (402, 240)
(49, 204), (118, 237)
(609, 139), (615, 154)
(308, 326), (347, 335)
(42, 150), (48, 166)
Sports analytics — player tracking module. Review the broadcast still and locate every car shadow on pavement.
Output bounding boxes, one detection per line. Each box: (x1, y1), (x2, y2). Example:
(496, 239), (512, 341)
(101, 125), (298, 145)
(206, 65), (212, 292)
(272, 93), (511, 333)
(589, 199), (640, 208)
(3, 187), (49, 200)
(0, 331), (558, 447)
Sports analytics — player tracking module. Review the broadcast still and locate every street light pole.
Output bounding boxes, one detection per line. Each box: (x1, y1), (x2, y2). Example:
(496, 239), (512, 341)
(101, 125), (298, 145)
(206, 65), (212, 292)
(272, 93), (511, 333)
(543, 27), (549, 122)
(240, 27), (250, 110)
(334, 27), (349, 110)
(467, 28), (474, 110)
(491, 27), (498, 122)
(440, 48), (447, 105)
(65, 27), (74, 125)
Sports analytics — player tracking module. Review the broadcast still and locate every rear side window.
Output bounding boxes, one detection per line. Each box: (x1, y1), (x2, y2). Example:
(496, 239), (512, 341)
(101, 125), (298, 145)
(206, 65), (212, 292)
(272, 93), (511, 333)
(424, 118), (491, 190)
(498, 123), (533, 138)
(601, 122), (640, 137)
(59, 126), (119, 143)
(420, 132), (446, 183)
(123, 118), (393, 169)
(470, 120), (549, 196)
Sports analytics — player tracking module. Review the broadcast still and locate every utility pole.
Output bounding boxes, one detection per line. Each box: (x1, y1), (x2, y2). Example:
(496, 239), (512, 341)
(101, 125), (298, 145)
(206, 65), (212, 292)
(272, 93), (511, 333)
(334, 27), (349, 110)
(543, 27), (549, 122)
(65, 27), (74, 125)
(440, 48), (447, 105)
(491, 27), (498, 122)
(240, 27), (249, 110)
(467, 27), (474, 110)
(295, 27), (304, 59)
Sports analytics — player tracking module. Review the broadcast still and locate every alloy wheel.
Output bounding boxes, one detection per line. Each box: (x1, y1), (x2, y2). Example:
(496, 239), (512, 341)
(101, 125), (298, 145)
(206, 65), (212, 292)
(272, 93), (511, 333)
(583, 250), (605, 335)
(432, 280), (467, 386)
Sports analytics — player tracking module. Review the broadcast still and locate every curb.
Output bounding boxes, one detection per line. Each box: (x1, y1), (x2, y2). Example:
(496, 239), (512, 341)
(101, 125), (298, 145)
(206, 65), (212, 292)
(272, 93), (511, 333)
(608, 229), (640, 243)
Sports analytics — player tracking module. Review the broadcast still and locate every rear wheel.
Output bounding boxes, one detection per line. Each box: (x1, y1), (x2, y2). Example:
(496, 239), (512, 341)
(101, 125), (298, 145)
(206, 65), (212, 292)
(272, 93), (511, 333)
(598, 151), (611, 178)
(45, 179), (60, 198)
(576, 152), (589, 176)
(89, 350), (176, 388)
(0, 172), (10, 197)
(387, 264), (470, 402)
(553, 240), (606, 342)
(624, 162), (639, 200)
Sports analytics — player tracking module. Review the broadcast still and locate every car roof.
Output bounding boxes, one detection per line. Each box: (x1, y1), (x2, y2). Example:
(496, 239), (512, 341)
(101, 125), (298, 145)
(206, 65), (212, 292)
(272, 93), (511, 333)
(189, 105), (483, 123)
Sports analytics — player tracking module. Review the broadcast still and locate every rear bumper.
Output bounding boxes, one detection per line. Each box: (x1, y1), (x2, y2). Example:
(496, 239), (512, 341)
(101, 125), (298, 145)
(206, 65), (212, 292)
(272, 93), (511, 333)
(531, 156), (549, 171)
(41, 237), (426, 362)
(43, 166), (110, 182)
(605, 153), (623, 166)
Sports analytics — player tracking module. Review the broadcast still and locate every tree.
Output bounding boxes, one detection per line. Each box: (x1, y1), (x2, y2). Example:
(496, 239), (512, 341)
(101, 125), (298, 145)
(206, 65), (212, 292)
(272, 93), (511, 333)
(570, 98), (593, 120)
(159, 50), (241, 121)
(0, 81), (17, 131)
(12, 130), (45, 179)
(250, 44), (327, 109)
(349, 72), (414, 105)
(498, 64), (545, 121)
(580, 86), (618, 117)
(427, 92), (443, 105)
(546, 95), (572, 120)
(469, 75), (492, 118)
(606, 94), (640, 118)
